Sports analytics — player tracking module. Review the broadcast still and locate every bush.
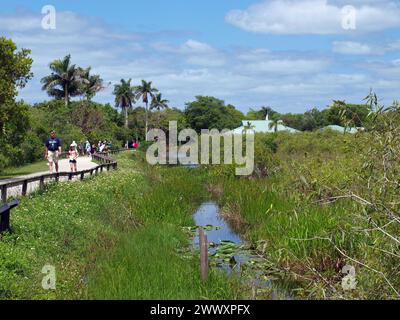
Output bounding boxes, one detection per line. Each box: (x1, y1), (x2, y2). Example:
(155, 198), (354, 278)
(19, 132), (44, 164)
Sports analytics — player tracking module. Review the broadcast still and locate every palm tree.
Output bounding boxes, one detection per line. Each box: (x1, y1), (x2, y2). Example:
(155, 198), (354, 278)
(113, 79), (135, 128)
(150, 93), (169, 129)
(258, 106), (276, 120)
(78, 67), (106, 101)
(268, 119), (283, 133)
(150, 93), (169, 112)
(41, 54), (81, 106)
(134, 80), (158, 139)
(243, 121), (256, 134)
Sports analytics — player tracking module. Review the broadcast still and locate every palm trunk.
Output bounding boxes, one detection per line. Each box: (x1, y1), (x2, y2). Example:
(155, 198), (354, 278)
(145, 102), (148, 141)
(65, 84), (69, 106)
(124, 106), (128, 128)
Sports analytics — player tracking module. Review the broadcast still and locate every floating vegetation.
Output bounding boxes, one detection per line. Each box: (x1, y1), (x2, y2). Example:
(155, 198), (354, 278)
(191, 202), (292, 299)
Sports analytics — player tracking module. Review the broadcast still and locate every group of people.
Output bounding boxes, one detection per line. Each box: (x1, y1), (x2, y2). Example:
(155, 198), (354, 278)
(45, 131), (114, 174)
(80, 140), (112, 157)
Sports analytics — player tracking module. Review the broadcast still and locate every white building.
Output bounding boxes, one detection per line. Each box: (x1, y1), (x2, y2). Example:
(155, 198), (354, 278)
(230, 115), (299, 134)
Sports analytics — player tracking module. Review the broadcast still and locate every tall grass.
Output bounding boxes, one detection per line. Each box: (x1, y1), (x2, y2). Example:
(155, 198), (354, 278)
(87, 155), (241, 299)
(203, 131), (390, 299)
(89, 224), (238, 300)
(0, 153), (240, 299)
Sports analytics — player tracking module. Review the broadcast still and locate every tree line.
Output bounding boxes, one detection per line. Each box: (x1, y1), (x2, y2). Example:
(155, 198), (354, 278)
(0, 36), (374, 171)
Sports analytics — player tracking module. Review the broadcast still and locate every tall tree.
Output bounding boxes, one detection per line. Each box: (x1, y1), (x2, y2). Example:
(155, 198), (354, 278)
(184, 96), (243, 132)
(247, 106), (277, 120)
(327, 100), (371, 128)
(113, 79), (135, 128)
(0, 37), (33, 170)
(134, 80), (158, 139)
(78, 67), (106, 101)
(150, 93), (169, 112)
(268, 119), (283, 133)
(150, 93), (169, 128)
(243, 121), (256, 133)
(41, 54), (81, 106)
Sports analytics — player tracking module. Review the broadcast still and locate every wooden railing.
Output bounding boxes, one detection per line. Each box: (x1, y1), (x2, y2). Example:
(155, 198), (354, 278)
(0, 200), (19, 233)
(0, 149), (125, 205)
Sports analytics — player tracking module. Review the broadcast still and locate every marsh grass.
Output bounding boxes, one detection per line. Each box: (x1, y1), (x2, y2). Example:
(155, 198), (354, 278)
(0, 152), (241, 299)
(2, 129), (398, 300)
(202, 131), (393, 299)
(87, 154), (242, 299)
(89, 224), (240, 300)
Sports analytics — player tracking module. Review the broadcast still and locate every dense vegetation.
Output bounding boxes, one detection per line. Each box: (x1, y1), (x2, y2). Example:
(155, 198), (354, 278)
(0, 153), (242, 299)
(247, 101), (372, 131)
(2, 36), (400, 300)
(1, 37), (373, 173)
(3, 116), (400, 299)
(200, 97), (400, 299)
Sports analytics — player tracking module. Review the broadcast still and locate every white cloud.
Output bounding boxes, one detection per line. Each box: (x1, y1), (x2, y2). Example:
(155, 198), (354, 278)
(0, 13), (41, 32)
(152, 39), (226, 67)
(387, 40), (400, 51)
(0, 8), (398, 112)
(364, 59), (400, 78)
(153, 39), (216, 54)
(239, 58), (330, 75)
(225, 0), (400, 35)
(181, 39), (215, 54)
(333, 40), (400, 55)
(333, 41), (375, 54)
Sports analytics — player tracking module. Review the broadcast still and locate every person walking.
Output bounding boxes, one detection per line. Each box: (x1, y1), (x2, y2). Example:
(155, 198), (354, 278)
(85, 141), (91, 156)
(45, 130), (62, 174)
(68, 144), (79, 172)
(90, 144), (97, 160)
(79, 142), (85, 156)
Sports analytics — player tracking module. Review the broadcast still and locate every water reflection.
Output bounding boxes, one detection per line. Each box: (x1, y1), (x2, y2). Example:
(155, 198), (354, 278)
(192, 201), (292, 300)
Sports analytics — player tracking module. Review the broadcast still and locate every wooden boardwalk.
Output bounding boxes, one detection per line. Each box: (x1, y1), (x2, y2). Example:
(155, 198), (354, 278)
(0, 152), (120, 204)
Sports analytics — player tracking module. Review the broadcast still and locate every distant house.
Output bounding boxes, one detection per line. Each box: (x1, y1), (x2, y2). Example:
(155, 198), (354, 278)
(230, 115), (299, 134)
(320, 125), (363, 134)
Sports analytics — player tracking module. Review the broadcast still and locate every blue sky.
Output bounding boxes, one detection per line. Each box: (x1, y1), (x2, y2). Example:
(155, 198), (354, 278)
(1, 0), (399, 113)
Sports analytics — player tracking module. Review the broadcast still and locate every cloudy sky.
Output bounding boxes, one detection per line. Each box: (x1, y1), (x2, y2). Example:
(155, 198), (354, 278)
(1, 0), (399, 113)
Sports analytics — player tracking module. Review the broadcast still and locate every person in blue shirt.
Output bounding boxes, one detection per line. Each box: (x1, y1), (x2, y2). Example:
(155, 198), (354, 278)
(45, 130), (62, 173)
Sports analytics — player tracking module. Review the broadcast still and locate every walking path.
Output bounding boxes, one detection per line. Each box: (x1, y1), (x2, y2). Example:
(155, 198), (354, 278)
(0, 157), (97, 184)
(1, 157), (98, 199)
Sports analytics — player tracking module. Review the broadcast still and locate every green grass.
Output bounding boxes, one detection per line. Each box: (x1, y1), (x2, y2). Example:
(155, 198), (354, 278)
(88, 156), (241, 299)
(0, 152), (240, 300)
(216, 178), (362, 262)
(89, 224), (238, 299)
(202, 132), (398, 299)
(2, 131), (396, 299)
(0, 161), (48, 179)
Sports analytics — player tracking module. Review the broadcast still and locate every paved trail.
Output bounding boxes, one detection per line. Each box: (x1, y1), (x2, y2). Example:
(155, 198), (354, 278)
(1, 157), (97, 184)
(1, 156), (98, 199)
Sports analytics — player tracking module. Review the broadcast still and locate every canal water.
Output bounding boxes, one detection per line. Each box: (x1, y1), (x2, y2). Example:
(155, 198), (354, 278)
(192, 201), (291, 300)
